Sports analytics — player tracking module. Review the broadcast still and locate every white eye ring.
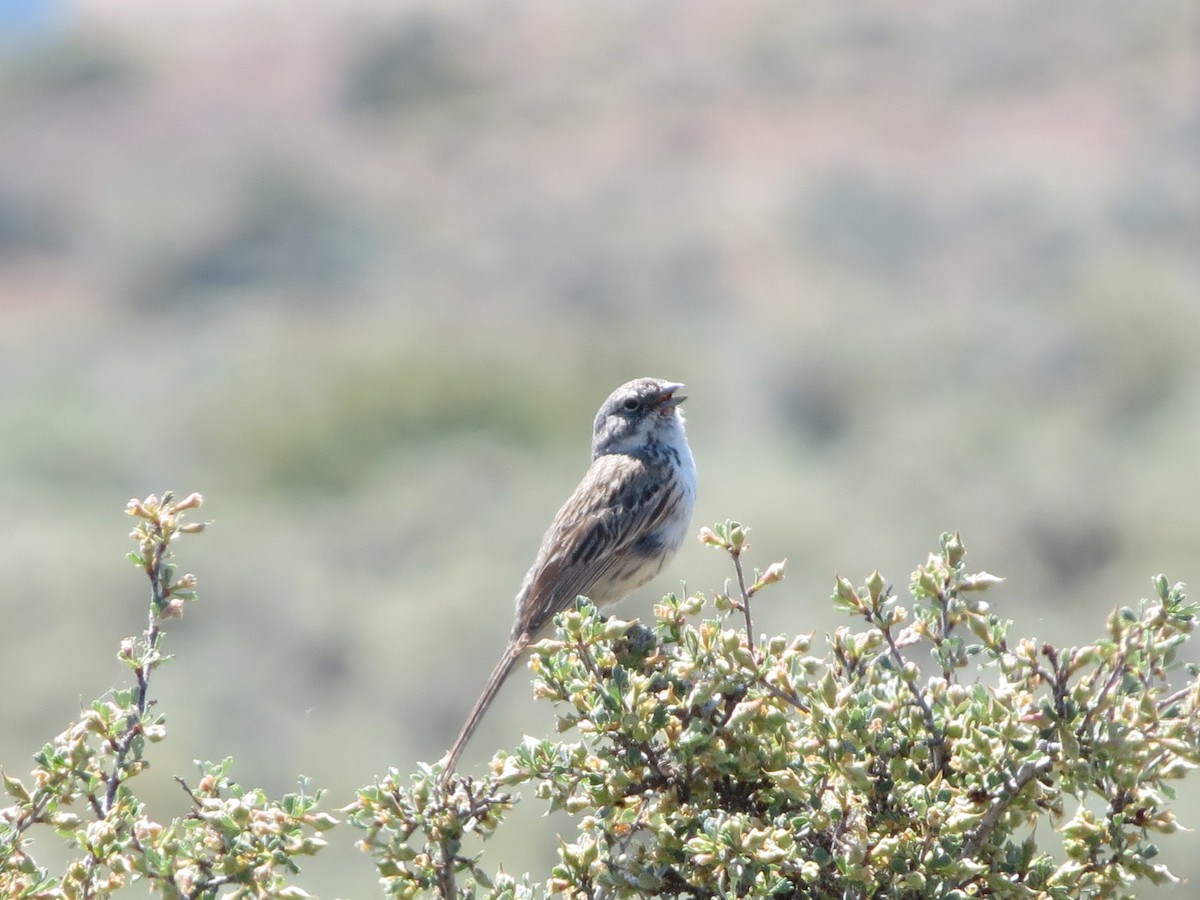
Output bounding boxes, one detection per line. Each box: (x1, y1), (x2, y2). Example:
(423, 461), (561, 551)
(622, 397), (640, 412)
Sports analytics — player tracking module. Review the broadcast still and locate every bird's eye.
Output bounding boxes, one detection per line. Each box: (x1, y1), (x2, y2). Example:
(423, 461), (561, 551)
(622, 397), (640, 412)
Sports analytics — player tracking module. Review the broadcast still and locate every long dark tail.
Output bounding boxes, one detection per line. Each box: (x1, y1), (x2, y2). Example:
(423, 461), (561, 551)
(442, 635), (529, 778)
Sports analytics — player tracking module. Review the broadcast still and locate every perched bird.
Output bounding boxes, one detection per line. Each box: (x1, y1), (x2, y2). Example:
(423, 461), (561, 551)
(442, 377), (697, 777)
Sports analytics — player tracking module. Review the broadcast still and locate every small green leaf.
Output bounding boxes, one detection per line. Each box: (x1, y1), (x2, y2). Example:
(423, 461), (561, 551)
(2, 769), (30, 803)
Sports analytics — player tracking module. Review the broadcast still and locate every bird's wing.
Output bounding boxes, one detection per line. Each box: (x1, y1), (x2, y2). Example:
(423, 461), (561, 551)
(514, 454), (680, 636)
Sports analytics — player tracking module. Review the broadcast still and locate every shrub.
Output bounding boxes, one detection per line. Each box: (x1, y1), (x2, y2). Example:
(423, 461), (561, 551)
(3, 499), (1198, 898)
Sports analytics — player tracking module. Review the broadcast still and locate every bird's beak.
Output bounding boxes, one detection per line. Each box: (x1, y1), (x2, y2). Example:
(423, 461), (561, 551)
(657, 382), (686, 411)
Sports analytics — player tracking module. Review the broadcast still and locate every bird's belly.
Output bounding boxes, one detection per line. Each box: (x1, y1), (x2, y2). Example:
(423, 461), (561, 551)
(592, 510), (694, 608)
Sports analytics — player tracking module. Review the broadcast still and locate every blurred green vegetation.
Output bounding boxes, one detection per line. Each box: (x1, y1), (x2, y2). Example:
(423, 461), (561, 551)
(340, 13), (485, 122)
(0, 0), (1196, 895)
(206, 345), (582, 494)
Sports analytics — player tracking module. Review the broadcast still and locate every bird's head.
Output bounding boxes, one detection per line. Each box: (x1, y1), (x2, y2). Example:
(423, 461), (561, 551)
(591, 377), (687, 459)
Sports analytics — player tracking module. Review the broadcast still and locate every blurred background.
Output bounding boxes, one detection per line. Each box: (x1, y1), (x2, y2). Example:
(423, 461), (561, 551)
(1, 0), (1197, 894)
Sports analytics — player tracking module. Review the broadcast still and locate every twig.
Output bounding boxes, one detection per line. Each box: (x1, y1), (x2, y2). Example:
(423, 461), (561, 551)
(434, 807), (459, 900)
(1157, 684), (1196, 712)
(174, 775), (201, 808)
(1075, 654), (1128, 742)
(758, 680), (810, 714)
(730, 550), (756, 654)
(934, 579), (954, 681)
(103, 537), (168, 814)
(869, 609), (948, 776)
(960, 750), (1056, 858)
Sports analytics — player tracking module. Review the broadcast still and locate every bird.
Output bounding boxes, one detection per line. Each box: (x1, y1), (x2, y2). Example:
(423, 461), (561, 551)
(441, 377), (697, 778)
